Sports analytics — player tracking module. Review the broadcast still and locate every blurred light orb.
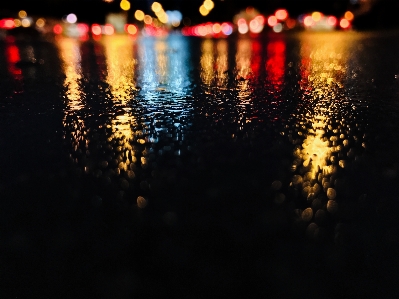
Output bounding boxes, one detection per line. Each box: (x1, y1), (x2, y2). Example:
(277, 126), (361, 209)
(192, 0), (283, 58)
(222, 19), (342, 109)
(53, 24), (63, 34)
(238, 23), (249, 34)
(135, 10), (145, 21)
(273, 23), (283, 33)
(221, 22), (232, 35)
(275, 9), (288, 20)
(327, 16), (337, 26)
(21, 18), (31, 27)
(91, 24), (102, 35)
(36, 18), (45, 27)
(144, 15), (153, 24)
(18, 10), (27, 19)
(312, 11), (322, 22)
(212, 23), (221, 33)
(340, 18), (350, 29)
(151, 2), (162, 13)
(304, 16), (314, 27)
(104, 24), (114, 35)
(14, 19), (22, 27)
(120, 0), (130, 11)
(199, 5), (209, 16)
(66, 13), (77, 24)
(268, 16), (277, 27)
(204, 0), (214, 11)
(344, 11), (354, 21)
(126, 24), (137, 34)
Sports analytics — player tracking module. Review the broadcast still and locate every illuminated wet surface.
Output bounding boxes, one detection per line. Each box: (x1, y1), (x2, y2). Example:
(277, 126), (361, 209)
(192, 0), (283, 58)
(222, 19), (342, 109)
(1, 31), (399, 298)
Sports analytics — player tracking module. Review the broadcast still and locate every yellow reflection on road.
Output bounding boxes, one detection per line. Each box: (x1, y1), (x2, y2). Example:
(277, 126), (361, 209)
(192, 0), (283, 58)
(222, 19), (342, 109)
(200, 39), (214, 86)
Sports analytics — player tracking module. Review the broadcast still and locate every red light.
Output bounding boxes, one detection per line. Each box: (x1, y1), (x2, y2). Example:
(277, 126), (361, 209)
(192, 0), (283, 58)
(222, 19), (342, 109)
(0, 18), (15, 29)
(53, 24), (63, 34)
(327, 16), (337, 26)
(268, 16), (278, 27)
(91, 24), (102, 35)
(255, 15), (265, 25)
(340, 18), (350, 29)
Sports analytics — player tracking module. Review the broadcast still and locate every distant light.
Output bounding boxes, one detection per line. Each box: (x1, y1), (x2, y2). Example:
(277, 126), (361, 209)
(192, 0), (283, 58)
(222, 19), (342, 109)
(3, 19), (15, 29)
(151, 2), (162, 13)
(237, 18), (246, 26)
(249, 19), (263, 33)
(158, 13), (168, 24)
(135, 10), (145, 21)
(213, 23), (221, 34)
(304, 16), (314, 27)
(91, 24), (102, 35)
(103, 0), (114, 2)
(36, 18), (45, 28)
(327, 16), (337, 26)
(21, 18), (31, 27)
(14, 19), (22, 27)
(53, 24), (63, 34)
(340, 18), (350, 29)
(275, 9), (288, 21)
(344, 11), (354, 21)
(120, 0), (130, 11)
(312, 12), (322, 22)
(172, 20), (180, 27)
(255, 15), (265, 25)
(125, 24), (137, 35)
(273, 23), (283, 33)
(199, 5), (209, 16)
(267, 16), (278, 27)
(104, 24), (114, 35)
(144, 15), (153, 25)
(286, 18), (296, 29)
(18, 10), (27, 19)
(204, 0), (214, 11)
(66, 13), (77, 24)
(238, 23), (249, 34)
(221, 23), (232, 35)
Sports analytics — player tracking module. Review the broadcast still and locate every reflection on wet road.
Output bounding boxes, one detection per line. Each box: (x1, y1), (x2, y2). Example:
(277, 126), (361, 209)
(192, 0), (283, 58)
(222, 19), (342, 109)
(1, 32), (399, 298)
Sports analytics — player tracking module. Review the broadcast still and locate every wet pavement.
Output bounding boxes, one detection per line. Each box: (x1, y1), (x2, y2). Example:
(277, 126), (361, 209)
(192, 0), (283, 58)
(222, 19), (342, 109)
(1, 31), (399, 298)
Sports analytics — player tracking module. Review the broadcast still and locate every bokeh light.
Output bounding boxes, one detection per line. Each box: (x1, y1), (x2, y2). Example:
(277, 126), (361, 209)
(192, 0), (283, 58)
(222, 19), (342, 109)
(135, 10), (145, 21)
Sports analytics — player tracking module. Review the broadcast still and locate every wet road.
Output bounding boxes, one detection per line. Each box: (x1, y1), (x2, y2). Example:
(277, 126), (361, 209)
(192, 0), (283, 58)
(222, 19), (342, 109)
(1, 31), (399, 298)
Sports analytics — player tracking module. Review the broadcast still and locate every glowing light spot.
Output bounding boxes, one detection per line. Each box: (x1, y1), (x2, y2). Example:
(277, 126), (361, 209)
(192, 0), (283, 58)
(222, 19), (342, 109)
(238, 23), (249, 34)
(36, 18), (45, 27)
(144, 15), (153, 24)
(304, 15), (314, 27)
(53, 24), (63, 34)
(199, 5), (209, 16)
(21, 18), (31, 27)
(137, 196), (147, 208)
(302, 208), (313, 222)
(327, 16), (337, 26)
(135, 10), (145, 21)
(18, 10), (27, 18)
(104, 24), (114, 35)
(212, 23), (221, 33)
(120, 0), (130, 11)
(275, 9), (288, 20)
(14, 19), (22, 27)
(273, 23), (283, 33)
(340, 18), (350, 29)
(268, 16), (277, 27)
(126, 24), (137, 35)
(204, 0), (214, 11)
(91, 24), (102, 35)
(327, 188), (336, 199)
(221, 23), (232, 35)
(344, 11), (354, 21)
(66, 13), (77, 24)
(151, 2), (162, 13)
(312, 12), (322, 22)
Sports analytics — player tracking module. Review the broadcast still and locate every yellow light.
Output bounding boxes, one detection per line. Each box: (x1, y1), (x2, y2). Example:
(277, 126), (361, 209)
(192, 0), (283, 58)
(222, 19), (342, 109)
(18, 10), (27, 18)
(199, 5), (209, 16)
(204, 0), (214, 11)
(135, 10), (145, 21)
(158, 13), (168, 24)
(21, 18), (31, 27)
(144, 15), (153, 24)
(14, 19), (22, 27)
(312, 12), (322, 22)
(120, 0), (130, 11)
(151, 2), (162, 13)
(127, 24), (137, 34)
(344, 11), (354, 21)
(36, 18), (45, 28)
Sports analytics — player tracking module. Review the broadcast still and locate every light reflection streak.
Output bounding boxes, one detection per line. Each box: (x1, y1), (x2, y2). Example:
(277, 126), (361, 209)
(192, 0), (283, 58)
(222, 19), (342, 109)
(4, 38), (23, 90)
(200, 39), (214, 87)
(291, 33), (358, 232)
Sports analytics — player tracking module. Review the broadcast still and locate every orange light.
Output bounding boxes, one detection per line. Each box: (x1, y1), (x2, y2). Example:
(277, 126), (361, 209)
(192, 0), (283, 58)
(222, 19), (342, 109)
(275, 9), (288, 20)
(268, 16), (277, 27)
(53, 24), (63, 34)
(126, 24), (137, 35)
(340, 18), (350, 29)
(91, 24), (102, 35)
(344, 11), (354, 21)
(212, 23), (221, 34)
(311, 12), (322, 22)
(327, 16), (337, 26)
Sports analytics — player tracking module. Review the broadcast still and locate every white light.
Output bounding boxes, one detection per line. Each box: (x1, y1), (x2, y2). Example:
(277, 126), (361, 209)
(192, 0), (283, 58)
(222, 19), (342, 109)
(273, 23), (283, 33)
(238, 23), (249, 34)
(66, 13), (77, 24)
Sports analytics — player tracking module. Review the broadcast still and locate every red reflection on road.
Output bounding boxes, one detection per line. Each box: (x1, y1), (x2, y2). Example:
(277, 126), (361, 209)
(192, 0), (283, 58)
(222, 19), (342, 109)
(266, 39), (285, 91)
